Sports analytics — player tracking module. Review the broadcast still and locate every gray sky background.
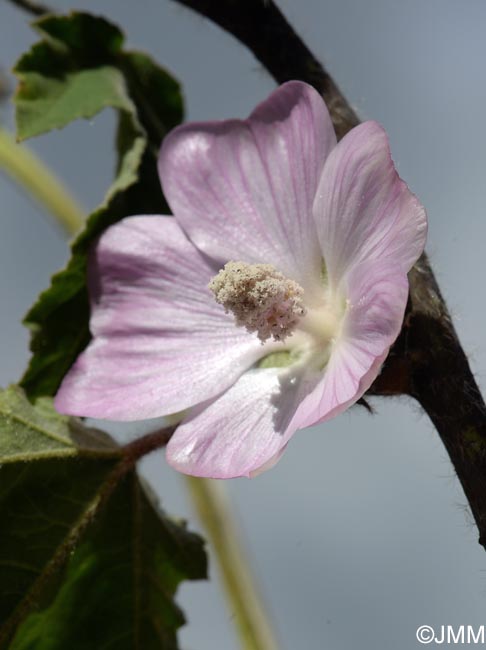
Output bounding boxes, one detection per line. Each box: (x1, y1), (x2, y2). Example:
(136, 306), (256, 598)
(2, 1), (486, 649)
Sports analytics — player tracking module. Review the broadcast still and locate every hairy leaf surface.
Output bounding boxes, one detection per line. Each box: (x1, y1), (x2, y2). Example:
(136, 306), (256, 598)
(0, 387), (207, 649)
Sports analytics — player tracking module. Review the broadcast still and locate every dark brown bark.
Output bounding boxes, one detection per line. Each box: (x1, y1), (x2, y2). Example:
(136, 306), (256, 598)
(173, 0), (359, 140)
(172, 0), (486, 548)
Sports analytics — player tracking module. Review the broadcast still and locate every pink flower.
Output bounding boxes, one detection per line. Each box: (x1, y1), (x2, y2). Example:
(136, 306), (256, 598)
(55, 81), (427, 478)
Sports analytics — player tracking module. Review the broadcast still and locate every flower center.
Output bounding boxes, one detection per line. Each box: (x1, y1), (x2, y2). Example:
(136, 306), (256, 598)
(209, 261), (306, 342)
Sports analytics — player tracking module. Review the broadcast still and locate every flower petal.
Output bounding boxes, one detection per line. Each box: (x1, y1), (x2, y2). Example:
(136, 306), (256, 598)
(166, 365), (319, 478)
(159, 81), (336, 293)
(55, 216), (262, 420)
(314, 121), (427, 290)
(290, 260), (409, 429)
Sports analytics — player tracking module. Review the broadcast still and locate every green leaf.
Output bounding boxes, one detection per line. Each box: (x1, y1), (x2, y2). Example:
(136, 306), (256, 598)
(0, 385), (119, 462)
(14, 12), (184, 399)
(14, 11), (182, 146)
(118, 50), (184, 147)
(34, 12), (124, 57)
(14, 13), (128, 141)
(15, 66), (134, 140)
(0, 387), (207, 649)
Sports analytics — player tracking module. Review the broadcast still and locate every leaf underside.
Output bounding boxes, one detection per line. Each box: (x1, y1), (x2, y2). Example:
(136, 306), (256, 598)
(0, 387), (207, 650)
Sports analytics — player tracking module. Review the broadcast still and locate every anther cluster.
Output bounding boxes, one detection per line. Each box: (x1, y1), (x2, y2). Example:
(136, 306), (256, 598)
(209, 261), (306, 342)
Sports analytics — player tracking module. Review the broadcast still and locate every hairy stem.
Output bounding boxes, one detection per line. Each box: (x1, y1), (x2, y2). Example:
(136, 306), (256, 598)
(121, 426), (176, 462)
(0, 127), (85, 236)
(404, 261), (486, 545)
(185, 477), (279, 650)
(172, 0), (486, 549)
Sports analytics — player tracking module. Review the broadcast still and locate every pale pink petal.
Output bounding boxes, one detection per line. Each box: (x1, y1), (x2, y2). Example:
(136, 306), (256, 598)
(55, 216), (262, 421)
(166, 365), (319, 479)
(249, 446), (288, 478)
(314, 121), (427, 291)
(299, 346), (390, 430)
(290, 260), (409, 429)
(159, 81), (336, 294)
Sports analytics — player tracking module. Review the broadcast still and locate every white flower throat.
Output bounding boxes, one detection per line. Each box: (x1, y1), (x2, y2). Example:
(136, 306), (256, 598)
(209, 260), (344, 351)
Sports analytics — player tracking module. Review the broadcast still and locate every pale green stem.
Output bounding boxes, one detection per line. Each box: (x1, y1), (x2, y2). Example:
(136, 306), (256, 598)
(186, 477), (279, 650)
(3, 129), (279, 649)
(0, 127), (85, 235)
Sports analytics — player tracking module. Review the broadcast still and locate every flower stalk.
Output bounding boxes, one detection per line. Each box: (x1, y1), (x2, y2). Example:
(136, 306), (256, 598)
(185, 477), (279, 650)
(0, 127), (85, 236)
